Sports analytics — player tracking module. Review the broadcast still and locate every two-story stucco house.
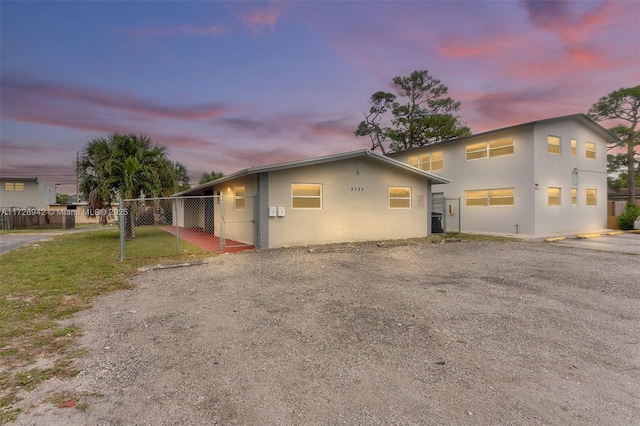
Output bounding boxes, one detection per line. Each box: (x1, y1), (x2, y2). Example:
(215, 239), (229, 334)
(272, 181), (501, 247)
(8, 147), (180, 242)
(0, 177), (56, 210)
(388, 114), (617, 236)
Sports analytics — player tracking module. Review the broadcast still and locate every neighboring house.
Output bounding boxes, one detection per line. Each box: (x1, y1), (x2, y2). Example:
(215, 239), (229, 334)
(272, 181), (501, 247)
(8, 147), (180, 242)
(388, 114), (617, 236)
(608, 187), (640, 203)
(48, 202), (119, 224)
(173, 149), (449, 249)
(0, 177), (56, 210)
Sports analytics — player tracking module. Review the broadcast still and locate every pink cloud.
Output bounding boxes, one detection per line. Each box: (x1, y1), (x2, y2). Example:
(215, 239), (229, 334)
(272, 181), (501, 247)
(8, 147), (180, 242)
(237, 2), (287, 34)
(308, 118), (357, 139)
(1, 76), (235, 133)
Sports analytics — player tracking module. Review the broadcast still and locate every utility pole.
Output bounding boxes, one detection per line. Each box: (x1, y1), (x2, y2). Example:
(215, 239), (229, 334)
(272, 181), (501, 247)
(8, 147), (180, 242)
(76, 151), (80, 203)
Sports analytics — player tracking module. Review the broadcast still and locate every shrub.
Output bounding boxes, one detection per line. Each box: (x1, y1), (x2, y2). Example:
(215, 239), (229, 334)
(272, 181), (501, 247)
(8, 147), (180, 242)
(616, 203), (640, 230)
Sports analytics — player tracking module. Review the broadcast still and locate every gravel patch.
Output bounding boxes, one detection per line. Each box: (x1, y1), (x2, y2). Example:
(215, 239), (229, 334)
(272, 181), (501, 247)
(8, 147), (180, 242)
(13, 240), (640, 425)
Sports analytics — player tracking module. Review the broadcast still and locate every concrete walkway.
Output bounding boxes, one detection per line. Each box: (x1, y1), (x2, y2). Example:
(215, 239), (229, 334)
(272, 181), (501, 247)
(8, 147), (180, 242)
(553, 232), (640, 255)
(158, 226), (254, 253)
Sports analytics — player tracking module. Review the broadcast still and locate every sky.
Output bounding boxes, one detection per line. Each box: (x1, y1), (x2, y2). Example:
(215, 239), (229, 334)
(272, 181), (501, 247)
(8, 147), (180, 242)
(1, 0), (639, 195)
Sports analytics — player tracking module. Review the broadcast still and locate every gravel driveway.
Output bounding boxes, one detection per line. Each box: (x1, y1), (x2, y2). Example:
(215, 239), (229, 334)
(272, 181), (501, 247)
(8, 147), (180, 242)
(14, 239), (640, 425)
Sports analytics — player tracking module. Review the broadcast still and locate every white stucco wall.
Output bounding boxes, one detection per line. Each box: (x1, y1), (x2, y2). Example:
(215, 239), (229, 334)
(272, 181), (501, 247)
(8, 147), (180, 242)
(391, 127), (536, 234)
(265, 157), (432, 248)
(390, 117), (609, 236)
(532, 120), (608, 234)
(211, 176), (257, 245)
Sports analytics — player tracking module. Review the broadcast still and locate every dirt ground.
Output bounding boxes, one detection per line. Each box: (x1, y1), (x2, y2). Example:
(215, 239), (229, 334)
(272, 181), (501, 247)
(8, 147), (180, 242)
(12, 239), (640, 425)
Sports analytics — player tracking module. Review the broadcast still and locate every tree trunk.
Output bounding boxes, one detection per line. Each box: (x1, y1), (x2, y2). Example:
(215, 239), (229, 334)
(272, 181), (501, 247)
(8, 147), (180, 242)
(628, 143), (636, 205)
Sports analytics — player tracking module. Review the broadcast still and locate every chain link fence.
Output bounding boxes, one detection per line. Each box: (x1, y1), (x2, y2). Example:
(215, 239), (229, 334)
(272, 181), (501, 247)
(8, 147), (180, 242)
(118, 195), (255, 261)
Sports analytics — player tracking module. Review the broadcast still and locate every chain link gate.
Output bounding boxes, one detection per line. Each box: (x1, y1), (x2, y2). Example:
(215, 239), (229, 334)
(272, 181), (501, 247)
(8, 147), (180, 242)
(431, 193), (461, 234)
(118, 195), (255, 261)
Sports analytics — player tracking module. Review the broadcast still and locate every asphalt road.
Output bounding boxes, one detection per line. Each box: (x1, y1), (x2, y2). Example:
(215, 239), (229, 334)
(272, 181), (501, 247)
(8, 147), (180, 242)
(0, 227), (108, 255)
(554, 232), (640, 255)
(0, 233), (59, 254)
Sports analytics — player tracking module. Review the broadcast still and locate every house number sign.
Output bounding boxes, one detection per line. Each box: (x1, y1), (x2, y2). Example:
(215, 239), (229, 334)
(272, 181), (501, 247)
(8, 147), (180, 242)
(350, 187), (365, 192)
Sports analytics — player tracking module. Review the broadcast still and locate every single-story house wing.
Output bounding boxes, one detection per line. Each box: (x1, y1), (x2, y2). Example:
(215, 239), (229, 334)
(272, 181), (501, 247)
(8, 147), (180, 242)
(173, 149), (449, 249)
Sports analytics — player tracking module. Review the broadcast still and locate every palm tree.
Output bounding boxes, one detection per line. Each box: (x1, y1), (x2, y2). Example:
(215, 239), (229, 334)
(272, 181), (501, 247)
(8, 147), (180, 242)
(77, 133), (177, 229)
(199, 170), (225, 185)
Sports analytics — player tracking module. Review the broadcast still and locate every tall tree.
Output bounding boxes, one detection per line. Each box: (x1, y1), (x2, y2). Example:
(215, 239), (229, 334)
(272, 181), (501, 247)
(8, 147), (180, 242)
(199, 170), (225, 185)
(77, 133), (177, 224)
(356, 70), (471, 153)
(588, 85), (640, 204)
(172, 161), (191, 193)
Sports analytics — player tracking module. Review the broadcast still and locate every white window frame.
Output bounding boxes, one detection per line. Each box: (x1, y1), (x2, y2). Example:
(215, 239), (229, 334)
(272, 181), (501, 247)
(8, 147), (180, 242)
(466, 138), (513, 161)
(585, 142), (596, 159)
(465, 142), (488, 161)
(571, 188), (578, 206)
(234, 186), (246, 210)
(291, 183), (322, 209)
(4, 182), (24, 191)
(586, 188), (597, 206)
(465, 188), (514, 207)
(488, 138), (514, 157)
(389, 186), (411, 209)
(571, 139), (577, 157)
(408, 151), (443, 171)
(548, 136), (561, 155)
(548, 187), (561, 206)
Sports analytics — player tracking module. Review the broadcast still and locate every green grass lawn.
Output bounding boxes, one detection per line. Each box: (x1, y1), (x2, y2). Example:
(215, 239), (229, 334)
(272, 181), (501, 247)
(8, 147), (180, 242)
(0, 227), (210, 423)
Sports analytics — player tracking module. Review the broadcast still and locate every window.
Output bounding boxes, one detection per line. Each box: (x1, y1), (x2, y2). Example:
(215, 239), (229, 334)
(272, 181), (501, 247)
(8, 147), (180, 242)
(466, 139), (513, 160)
(571, 139), (577, 156)
(548, 187), (561, 206)
(489, 138), (514, 157)
(389, 187), (411, 209)
(489, 188), (514, 206)
(466, 190), (489, 206)
(430, 151), (443, 170)
(571, 188), (577, 205)
(4, 182), (24, 191)
(234, 186), (245, 210)
(586, 188), (597, 206)
(407, 151), (443, 171)
(548, 136), (561, 154)
(465, 188), (514, 206)
(292, 184), (322, 209)
(466, 142), (487, 160)
(585, 142), (596, 159)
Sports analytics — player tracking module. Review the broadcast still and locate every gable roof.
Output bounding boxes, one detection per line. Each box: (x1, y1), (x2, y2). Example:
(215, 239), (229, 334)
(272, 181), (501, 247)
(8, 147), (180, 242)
(175, 149), (450, 196)
(391, 113), (619, 155)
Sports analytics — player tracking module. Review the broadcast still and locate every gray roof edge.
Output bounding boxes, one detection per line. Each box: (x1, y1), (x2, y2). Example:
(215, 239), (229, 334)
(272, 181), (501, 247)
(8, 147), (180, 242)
(0, 176), (39, 182)
(174, 148), (448, 196)
(390, 113), (619, 155)
(364, 150), (451, 184)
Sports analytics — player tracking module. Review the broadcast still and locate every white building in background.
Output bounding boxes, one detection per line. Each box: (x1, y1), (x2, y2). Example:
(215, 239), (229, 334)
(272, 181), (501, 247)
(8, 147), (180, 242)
(388, 113), (616, 236)
(0, 177), (56, 209)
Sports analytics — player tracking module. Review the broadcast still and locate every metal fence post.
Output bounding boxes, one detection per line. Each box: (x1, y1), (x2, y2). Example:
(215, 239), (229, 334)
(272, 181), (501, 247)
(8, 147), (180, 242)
(119, 198), (125, 261)
(220, 195), (226, 253)
(174, 197), (179, 254)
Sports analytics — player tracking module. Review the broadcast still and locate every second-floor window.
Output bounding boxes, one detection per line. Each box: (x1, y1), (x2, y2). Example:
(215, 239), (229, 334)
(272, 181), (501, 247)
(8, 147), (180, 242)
(548, 136), (561, 155)
(408, 151), (443, 171)
(4, 182), (25, 191)
(585, 142), (596, 159)
(465, 138), (513, 160)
